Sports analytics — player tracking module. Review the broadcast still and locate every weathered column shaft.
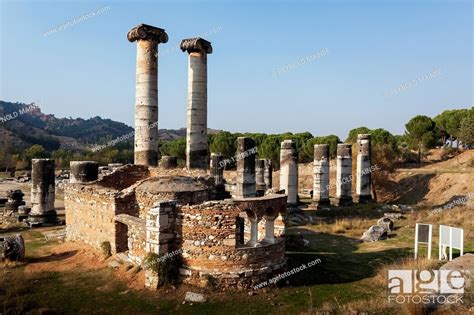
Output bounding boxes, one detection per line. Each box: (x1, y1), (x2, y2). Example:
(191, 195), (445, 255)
(210, 153), (224, 185)
(264, 217), (275, 243)
(356, 134), (372, 202)
(159, 156), (177, 169)
(235, 137), (256, 198)
(70, 161), (99, 183)
(248, 217), (258, 246)
(255, 159), (266, 193)
(264, 159), (273, 189)
(135, 40), (158, 166)
(280, 140), (298, 206)
(312, 144), (330, 208)
(336, 144), (353, 206)
(30, 159), (55, 215)
(181, 38), (213, 170)
(128, 24), (168, 167)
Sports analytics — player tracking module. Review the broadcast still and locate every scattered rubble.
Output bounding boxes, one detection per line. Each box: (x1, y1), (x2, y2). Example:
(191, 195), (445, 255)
(380, 204), (413, 213)
(285, 212), (313, 226)
(361, 225), (388, 242)
(44, 229), (67, 242)
(377, 217), (394, 231)
(286, 234), (310, 248)
(0, 234), (25, 261)
(184, 291), (207, 303)
(383, 212), (404, 220)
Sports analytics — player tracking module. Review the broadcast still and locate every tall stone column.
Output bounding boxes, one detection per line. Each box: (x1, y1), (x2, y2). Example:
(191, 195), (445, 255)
(312, 144), (330, 208)
(128, 24), (168, 166)
(264, 159), (273, 189)
(280, 140), (298, 207)
(255, 159), (266, 196)
(180, 38), (213, 170)
(210, 153), (224, 186)
(70, 161), (98, 183)
(336, 144), (353, 206)
(28, 159), (56, 225)
(356, 134), (372, 202)
(235, 137), (256, 198)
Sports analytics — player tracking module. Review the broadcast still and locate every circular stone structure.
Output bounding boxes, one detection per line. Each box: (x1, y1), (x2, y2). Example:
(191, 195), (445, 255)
(70, 161), (99, 183)
(134, 176), (210, 218)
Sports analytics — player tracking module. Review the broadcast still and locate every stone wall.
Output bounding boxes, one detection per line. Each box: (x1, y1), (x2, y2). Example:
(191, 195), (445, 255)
(115, 214), (146, 265)
(65, 185), (118, 251)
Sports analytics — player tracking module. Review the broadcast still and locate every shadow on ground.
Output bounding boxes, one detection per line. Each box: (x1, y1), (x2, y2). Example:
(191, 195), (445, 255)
(285, 227), (411, 287)
(27, 250), (78, 264)
(379, 173), (436, 205)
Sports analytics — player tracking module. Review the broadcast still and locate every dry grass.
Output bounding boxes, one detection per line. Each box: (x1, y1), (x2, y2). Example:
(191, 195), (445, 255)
(0, 269), (36, 314)
(412, 206), (474, 242)
(317, 218), (373, 238)
(468, 157), (474, 168)
(309, 258), (441, 314)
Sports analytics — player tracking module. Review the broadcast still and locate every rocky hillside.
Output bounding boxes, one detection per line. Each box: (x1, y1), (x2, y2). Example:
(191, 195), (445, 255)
(0, 101), (214, 151)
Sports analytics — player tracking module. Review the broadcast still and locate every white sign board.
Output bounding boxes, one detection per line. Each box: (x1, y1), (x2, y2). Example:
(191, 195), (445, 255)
(415, 223), (432, 259)
(439, 225), (464, 261)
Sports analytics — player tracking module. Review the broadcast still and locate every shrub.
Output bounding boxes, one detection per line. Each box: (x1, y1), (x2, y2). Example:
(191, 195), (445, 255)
(143, 252), (181, 286)
(100, 241), (112, 258)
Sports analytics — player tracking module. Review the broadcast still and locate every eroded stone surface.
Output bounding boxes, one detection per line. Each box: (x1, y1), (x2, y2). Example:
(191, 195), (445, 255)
(182, 37), (212, 170)
(361, 225), (388, 242)
(0, 234), (25, 261)
(356, 134), (372, 202)
(280, 140), (298, 206)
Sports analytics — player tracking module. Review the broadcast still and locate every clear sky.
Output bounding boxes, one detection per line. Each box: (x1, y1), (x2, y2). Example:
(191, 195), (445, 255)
(0, 0), (472, 139)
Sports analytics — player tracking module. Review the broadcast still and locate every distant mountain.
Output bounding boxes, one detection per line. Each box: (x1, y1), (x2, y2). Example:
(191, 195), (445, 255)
(0, 101), (221, 151)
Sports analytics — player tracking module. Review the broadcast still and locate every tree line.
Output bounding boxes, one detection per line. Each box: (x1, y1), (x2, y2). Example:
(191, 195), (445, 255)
(1, 107), (472, 172)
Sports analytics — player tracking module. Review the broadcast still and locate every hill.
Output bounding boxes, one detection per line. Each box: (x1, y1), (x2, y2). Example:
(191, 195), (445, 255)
(0, 101), (215, 151)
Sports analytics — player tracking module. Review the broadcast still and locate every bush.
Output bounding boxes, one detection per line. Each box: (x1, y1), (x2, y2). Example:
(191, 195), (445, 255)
(100, 241), (111, 258)
(143, 252), (181, 286)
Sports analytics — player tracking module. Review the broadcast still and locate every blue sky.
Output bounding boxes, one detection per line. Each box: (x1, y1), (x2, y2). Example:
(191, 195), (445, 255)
(0, 0), (472, 139)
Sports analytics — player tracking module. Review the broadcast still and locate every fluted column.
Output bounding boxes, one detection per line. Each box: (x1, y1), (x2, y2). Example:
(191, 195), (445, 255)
(181, 38), (213, 170)
(128, 24), (168, 166)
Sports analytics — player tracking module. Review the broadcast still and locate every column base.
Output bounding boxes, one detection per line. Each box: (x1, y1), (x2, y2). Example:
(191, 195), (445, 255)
(311, 199), (331, 209)
(26, 210), (62, 227)
(256, 184), (267, 197)
(335, 196), (353, 207)
(356, 194), (373, 203)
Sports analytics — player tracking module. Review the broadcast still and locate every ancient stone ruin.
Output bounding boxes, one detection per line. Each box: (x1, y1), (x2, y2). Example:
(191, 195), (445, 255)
(64, 23), (378, 291)
(181, 37), (212, 170)
(128, 24), (168, 167)
(27, 158), (58, 226)
(4, 190), (25, 215)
